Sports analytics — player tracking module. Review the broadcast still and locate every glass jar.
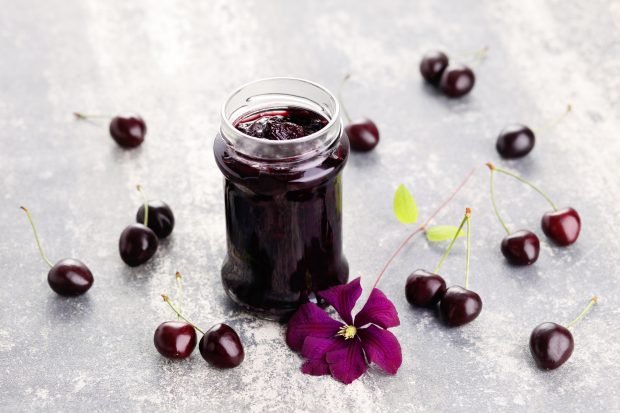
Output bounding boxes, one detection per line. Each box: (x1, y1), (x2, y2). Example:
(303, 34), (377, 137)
(214, 77), (349, 320)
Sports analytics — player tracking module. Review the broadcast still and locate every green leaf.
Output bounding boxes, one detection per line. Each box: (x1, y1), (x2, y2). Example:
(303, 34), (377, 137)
(393, 184), (418, 224)
(426, 225), (465, 242)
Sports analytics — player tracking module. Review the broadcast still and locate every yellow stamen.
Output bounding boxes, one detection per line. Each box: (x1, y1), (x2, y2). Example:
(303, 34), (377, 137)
(337, 325), (357, 340)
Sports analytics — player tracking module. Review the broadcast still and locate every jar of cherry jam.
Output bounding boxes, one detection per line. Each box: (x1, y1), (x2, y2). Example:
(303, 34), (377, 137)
(214, 78), (349, 320)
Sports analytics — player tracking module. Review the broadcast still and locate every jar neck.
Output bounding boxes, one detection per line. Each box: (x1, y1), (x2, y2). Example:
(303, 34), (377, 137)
(219, 78), (342, 161)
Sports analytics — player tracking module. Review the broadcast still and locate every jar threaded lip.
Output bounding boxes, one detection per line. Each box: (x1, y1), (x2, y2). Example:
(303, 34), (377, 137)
(220, 77), (342, 160)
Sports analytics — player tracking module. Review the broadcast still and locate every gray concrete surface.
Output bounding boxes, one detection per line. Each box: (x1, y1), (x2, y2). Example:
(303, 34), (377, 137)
(1, 0), (619, 411)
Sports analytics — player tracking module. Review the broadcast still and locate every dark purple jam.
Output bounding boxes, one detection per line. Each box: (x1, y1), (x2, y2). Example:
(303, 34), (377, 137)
(234, 107), (329, 141)
(215, 107), (349, 319)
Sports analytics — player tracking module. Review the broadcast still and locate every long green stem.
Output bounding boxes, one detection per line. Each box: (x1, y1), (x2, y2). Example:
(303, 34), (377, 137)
(137, 185), (149, 227)
(566, 296), (598, 329)
(337, 73), (353, 123)
(161, 294), (204, 335)
(534, 104), (572, 135)
(464, 210), (472, 289)
(175, 272), (183, 321)
(20, 207), (54, 268)
(434, 213), (468, 274)
(73, 112), (112, 120)
(494, 167), (557, 211)
(488, 169), (510, 234)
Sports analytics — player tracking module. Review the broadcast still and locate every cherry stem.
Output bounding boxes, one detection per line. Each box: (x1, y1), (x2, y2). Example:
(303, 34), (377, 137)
(464, 208), (472, 289)
(566, 296), (598, 329)
(533, 104), (572, 135)
(136, 185), (149, 227)
(161, 294), (204, 335)
(175, 272), (183, 321)
(337, 73), (353, 124)
(487, 166), (511, 235)
(73, 112), (112, 120)
(492, 164), (558, 211)
(433, 210), (469, 274)
(454, 46), (489, 63)
(372, 167), (476, 290)
(20, 206), (54, 268)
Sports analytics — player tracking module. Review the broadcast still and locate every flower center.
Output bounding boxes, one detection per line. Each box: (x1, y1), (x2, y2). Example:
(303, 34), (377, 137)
(337, 325), (357, 340)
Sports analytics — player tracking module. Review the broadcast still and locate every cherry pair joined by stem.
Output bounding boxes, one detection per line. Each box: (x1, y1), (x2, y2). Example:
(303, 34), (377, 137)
(487, 162), (581, 266)
(154, 279), (244, 368)
(74, 112), (146, 148)
(420, 48), (486, 98)
(338, 74), (380, 152)
(406, 208), (482, 327)
(119, 186), (175, 266)
(496, 105), (571, 159)
(530, 296), (597, 370)
(21, 207), (94, 296)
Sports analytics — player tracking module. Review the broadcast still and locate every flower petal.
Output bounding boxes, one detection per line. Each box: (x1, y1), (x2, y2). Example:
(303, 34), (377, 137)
(299, 336), (342, 377)
(286, 303), (342, 352)
(354, 288), (400, 329)
(301, 336), (340, 360)
(301, 357), (331, 376)
(357, 324), (402, 375)
(325, 339), (368, 384)
(318, 277), (362, 325)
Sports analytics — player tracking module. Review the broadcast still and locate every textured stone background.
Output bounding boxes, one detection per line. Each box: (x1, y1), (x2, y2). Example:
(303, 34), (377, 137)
(1, 0), (619, 411)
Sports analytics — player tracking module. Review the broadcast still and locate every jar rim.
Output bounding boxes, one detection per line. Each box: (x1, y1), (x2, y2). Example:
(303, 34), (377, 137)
(220, 77), (341, 149)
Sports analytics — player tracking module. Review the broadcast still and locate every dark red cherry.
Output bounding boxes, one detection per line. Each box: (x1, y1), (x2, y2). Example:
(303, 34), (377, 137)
(199, 323), (244, 368)
(153, 321), (197, 359)
(439, 64), (475, 98)
(109, 115), (146, 148)
(48, 258), (94, 296)
(119, 223), (158, 266)
(439, 286), (482, 327)
(419, 51), (449, 84)
(136, 200), (175, 239)
(541, 207), (581, 246)
(501, 230), (540, 265)
(345, 119), (379, 152)
(405, 269), (446, 307)
(496, 124), (535, 159)
(529, 322), (574, 370)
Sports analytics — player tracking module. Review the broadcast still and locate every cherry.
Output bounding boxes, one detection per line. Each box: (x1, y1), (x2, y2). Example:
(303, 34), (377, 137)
(496, 105), (571, 159)
(136, 200), (175, 239)
(344, 119), (380, 152)
(496, 125), (535, 159)
(405, 269), (446, 308)
(47, 258), (94, 296)
(541, 207), (581, 246)
(21, 207), (94, 296)
(530, 297), (597, 370)
(339, 74), (380, 152)
(530, 323), (573, 370)
(439, 64), (475, 98)
(501, 230), (540, 265)
(119, 186), (158, 266)
(154, 321), (197, 359)
(439, 286), (482, 327)
(199, 324), (245, 369)
(419, 50), (449, 85)
(74, 112), (146, 148)
(119, 224), (158, 266)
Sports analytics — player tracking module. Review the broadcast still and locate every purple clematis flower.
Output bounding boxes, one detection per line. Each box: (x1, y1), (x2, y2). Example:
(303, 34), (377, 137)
(286, 277), (402, 384)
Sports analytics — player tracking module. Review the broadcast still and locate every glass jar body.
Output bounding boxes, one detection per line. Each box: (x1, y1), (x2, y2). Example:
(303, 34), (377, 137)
(214, 78), (349, 319)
